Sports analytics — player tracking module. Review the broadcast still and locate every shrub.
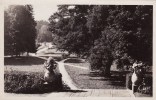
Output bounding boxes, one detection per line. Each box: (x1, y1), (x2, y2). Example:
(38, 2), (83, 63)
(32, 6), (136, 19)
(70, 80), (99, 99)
(4, 71), (63, 94)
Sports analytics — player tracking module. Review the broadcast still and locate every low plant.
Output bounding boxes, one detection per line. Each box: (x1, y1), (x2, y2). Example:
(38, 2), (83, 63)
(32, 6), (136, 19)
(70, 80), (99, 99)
(4, 71), (64, 94)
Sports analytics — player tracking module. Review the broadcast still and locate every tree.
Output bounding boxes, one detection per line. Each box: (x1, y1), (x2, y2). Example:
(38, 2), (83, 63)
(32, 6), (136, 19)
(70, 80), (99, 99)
(4, 10), (14, 55)
(49, 5), (92, 56)
(49, 5), (152, 76)
(4, 5), (37, 56)
(89, 5), (152, 76)
(36, 20), (53, 43)
(36, 24), (53, 43)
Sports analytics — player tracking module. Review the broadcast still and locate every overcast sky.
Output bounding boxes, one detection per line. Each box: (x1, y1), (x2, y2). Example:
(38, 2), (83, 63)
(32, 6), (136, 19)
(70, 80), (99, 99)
(32, 4), (58, 22)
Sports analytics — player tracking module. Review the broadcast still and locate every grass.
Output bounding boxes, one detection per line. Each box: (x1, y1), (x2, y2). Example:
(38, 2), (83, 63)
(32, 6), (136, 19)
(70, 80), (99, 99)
(4, 57), (45, 73)
(64, 65), (126, 89)
(64, 59), (84, 63)
(4, 56), (68, 94)
(4, 56), (45, 65)
(64, 58), (90, 69)
(64, 58), (126, 89)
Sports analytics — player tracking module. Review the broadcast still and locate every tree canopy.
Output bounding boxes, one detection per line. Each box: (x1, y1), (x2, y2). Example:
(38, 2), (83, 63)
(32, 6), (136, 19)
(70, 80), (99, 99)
(4, 5), (37, 56)
(36, 20), (53, 43)
(49, 5), (152, 76)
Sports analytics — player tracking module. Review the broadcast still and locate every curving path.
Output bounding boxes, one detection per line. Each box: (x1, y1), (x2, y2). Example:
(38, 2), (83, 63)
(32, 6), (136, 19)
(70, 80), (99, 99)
(57, 62), (78, 90)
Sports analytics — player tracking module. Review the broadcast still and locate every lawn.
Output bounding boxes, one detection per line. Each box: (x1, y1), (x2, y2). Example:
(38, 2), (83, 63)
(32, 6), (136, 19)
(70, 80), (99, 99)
(4, 56), (68, 94)
(64, 58), (90, 69)
(64, 65), (126, 89)
(4, 56), (45, 73)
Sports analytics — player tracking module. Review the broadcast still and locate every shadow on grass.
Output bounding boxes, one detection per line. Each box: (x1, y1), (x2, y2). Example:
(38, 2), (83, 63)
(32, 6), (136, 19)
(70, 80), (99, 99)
(64, 58), (84, 63)
(79, 71), (127, 89)
(4, 56), (45, 65)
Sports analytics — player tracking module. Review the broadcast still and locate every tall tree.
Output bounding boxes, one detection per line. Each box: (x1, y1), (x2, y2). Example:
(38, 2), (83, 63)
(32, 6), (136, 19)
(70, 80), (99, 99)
(4, 5), (37, 56)
(49, 5), (92, 56)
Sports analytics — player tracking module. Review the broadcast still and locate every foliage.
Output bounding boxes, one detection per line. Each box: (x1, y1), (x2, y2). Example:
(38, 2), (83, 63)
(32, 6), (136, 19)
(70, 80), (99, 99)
(49, 5), (92, 56)
(49, 5), (153, 76)
(4, 5), (37, 56)
(4, 71), (45, 93)
(36, 21), (54, 43)
(4, 70), (65, 93)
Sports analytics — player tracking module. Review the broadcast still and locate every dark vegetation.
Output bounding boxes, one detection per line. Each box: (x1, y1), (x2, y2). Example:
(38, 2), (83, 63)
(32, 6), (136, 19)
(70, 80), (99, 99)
(4, 71), (68, 94)
(4, 57), (69, 94)
(49, 5), (153, 77)
(4, 5), (36, 56)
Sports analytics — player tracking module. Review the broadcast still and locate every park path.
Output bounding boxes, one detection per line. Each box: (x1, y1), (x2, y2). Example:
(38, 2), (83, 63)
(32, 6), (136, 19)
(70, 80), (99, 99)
(57, 62), (78, 90)
(47, 89), (134, 97)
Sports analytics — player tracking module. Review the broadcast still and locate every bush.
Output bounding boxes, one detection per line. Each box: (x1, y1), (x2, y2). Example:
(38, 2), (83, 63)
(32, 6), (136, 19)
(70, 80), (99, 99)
(4, 71), (63, 94)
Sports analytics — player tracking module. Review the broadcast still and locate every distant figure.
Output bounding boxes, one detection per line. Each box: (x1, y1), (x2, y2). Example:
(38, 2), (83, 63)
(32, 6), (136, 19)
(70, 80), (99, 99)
(44, 57), (57, 84)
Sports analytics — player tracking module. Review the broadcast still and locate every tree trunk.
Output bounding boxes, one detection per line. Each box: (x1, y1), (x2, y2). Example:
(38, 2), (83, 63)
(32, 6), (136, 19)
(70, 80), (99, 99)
(101, 59), (113, 77)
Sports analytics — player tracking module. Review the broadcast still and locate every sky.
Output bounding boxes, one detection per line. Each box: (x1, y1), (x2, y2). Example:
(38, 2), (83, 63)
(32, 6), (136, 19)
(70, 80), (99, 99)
(32, 4), (58, 22)
(4, 3), (58, 22)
